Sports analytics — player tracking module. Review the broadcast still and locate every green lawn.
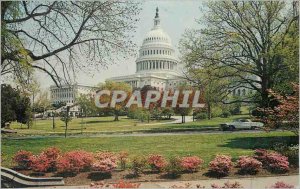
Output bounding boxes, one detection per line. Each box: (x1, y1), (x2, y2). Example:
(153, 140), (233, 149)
(8, 115), (248, 136)
(2, 131), (296, 168)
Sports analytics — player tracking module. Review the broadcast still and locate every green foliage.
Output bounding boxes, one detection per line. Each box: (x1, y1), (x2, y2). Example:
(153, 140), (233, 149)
(196, 112), (207, 120)
(1, 84), (32, 128)
(221, 111), (231, 118)
(131, 156), (147, 176)
(165, 157), (182, 178)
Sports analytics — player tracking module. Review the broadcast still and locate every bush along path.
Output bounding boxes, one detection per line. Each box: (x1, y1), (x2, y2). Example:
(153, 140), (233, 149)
(8, 147), (299, 186)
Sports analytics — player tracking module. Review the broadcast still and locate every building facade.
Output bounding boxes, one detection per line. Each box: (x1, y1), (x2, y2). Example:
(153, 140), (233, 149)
(107, 8), (185, 90)
(50, 84), (97, 105)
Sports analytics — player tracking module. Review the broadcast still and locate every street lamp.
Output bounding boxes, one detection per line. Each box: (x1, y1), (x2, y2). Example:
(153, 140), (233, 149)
(64, 105), (70, 138)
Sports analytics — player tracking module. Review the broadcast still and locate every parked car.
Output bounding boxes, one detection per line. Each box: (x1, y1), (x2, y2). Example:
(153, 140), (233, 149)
(220, 119), (264, 131)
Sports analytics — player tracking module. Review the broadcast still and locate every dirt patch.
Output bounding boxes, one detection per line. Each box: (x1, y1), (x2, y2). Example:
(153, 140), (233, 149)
(15, 167), (299, 186)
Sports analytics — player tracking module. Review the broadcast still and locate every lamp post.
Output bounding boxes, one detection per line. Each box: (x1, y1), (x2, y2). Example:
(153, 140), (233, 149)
(52, 110), (55, 129)
(64, 105), (70, 138)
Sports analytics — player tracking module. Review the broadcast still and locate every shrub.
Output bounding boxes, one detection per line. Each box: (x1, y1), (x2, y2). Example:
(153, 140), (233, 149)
(165, 157), (182, 178)
(41, 147), (60, 170)
(180, 156), (204, 172)
(221, 111), (231, 118)
(118, 151), (129, 170)
(92, 152), (117, 173)
(273, 143), (299, 167)
(57, 150), (93, 173)
(196, 112), (207, 120)
(147, 154), (167, 172)
(266, 152), (289, 173)
(236, 156), (262, 174)
(13, 150), (33, 169)
(29, 154), (51, 172)
(112, 180), (141, 188)
(254, 149), (289, 173)
(211, 181), (243, 188)
(269, 181), (294, 188)
(209, 155), (233, 176)
(131, 156), (147, 176)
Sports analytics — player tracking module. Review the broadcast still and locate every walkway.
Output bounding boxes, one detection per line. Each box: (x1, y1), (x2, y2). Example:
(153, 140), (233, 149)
(27, 175), (299, 188)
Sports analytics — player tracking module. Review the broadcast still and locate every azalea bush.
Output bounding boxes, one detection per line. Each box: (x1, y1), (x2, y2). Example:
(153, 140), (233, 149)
(92, 152), (118, 173)
(112, 180), (141, 188)
(41, 147), (61, 171)
(266, 152), (289, 173)
(268, 181), (294, 188)
(180, 156), (204, 172)
(13, 150), (33, 169)
(29, 154), (51, 172)
(147, 154), (167, 172)
(57, 150), (94, 173)
(131, 156), (147, 176)
(209, 155), (233, 176)
(118, 151), (129, 170)
(254, 149), (289, 173)
(211, 181), (243, 188)
(236, 156), (262, 174)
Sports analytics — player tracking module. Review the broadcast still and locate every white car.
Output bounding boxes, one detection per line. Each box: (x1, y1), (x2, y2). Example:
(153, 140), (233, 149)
(220, 119), (264, 131)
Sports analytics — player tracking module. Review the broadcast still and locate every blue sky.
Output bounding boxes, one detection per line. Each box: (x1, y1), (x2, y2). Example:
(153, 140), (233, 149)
(37, 1), (204, 89)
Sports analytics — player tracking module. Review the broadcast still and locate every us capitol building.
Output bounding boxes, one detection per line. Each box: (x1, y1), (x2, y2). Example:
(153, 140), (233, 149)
(107, 8), (185, 90)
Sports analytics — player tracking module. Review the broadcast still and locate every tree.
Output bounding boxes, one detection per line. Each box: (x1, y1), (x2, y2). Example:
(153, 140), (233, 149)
(98, 81), (131, 121)
(180, 1), (298, 108)
(257, 83), (299, 135)
(33, 91), (51, 116)
(1, 84), (31, 128)
(1, 1), (140, 85)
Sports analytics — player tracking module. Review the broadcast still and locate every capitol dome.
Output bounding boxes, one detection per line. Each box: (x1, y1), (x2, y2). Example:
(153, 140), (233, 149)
(136, 7), (178, 74)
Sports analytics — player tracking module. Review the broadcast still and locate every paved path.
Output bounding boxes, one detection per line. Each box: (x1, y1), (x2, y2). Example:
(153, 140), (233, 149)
(3, 129), (268, 140)
(28, 175), (299, 188)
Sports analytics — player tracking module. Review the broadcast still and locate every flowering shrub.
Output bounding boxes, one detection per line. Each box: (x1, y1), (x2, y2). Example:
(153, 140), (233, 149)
(180, 156), (203, 172)
(254, 149), (268, 165)
(209, 155), (232, 176)
(236, 156), (262, 174)
(41, 147), (61, 170)
(211, 181), (243, 188)
(147, 154), (167, 172)
(57, 150), (93, 173)
(254, 149), (289, 173)
(269, 181), (294, 188)
(165, 157), (182, 178)
(13, 150), (33, 169)
(266, 152), (289, 173)
(118, 151), (129, 170)
(112, 180), (141, 188)
(92, 152), (118, 173)
(131, 156), (147, 176)
(29, 154), (51, 172)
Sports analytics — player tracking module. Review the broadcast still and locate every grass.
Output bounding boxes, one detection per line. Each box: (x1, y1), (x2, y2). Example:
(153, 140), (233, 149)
(8, 115), (248, 136)
(2, 131), (296, 168)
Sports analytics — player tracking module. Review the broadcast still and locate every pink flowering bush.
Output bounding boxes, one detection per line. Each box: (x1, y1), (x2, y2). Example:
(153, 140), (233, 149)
(92, 152), (118, 173)
(209, 155), (233, 176)
(254, 149), (289, 173)
(57, 150), (94, 173)
(211, 181), (243, 188)
(268, 181), (294, 188)
(41, 147), (61, 171)
(13, 150), (33, 169)
(29, 154), (51, 172)
(236, 156), (262, 174)
(266, 152), (289, 173)
(147, 154), (167, 172)
(180, 156), (204, 172)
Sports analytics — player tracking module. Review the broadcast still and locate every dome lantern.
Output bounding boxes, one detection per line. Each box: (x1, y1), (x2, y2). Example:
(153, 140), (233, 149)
(154, 7), (160, 28)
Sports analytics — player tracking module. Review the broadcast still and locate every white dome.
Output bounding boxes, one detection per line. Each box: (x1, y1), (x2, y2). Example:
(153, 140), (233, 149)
(135, 8), (179, 75)
(143, 28), (172, 45)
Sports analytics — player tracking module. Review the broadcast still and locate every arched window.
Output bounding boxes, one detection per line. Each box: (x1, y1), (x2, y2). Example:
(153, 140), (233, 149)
(150, 50), (152, 54)
(148, 50), (149, 55)
(237, 89), (241, 96)
(242, 89), (246, 96)
(160, 50), (161, 54)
